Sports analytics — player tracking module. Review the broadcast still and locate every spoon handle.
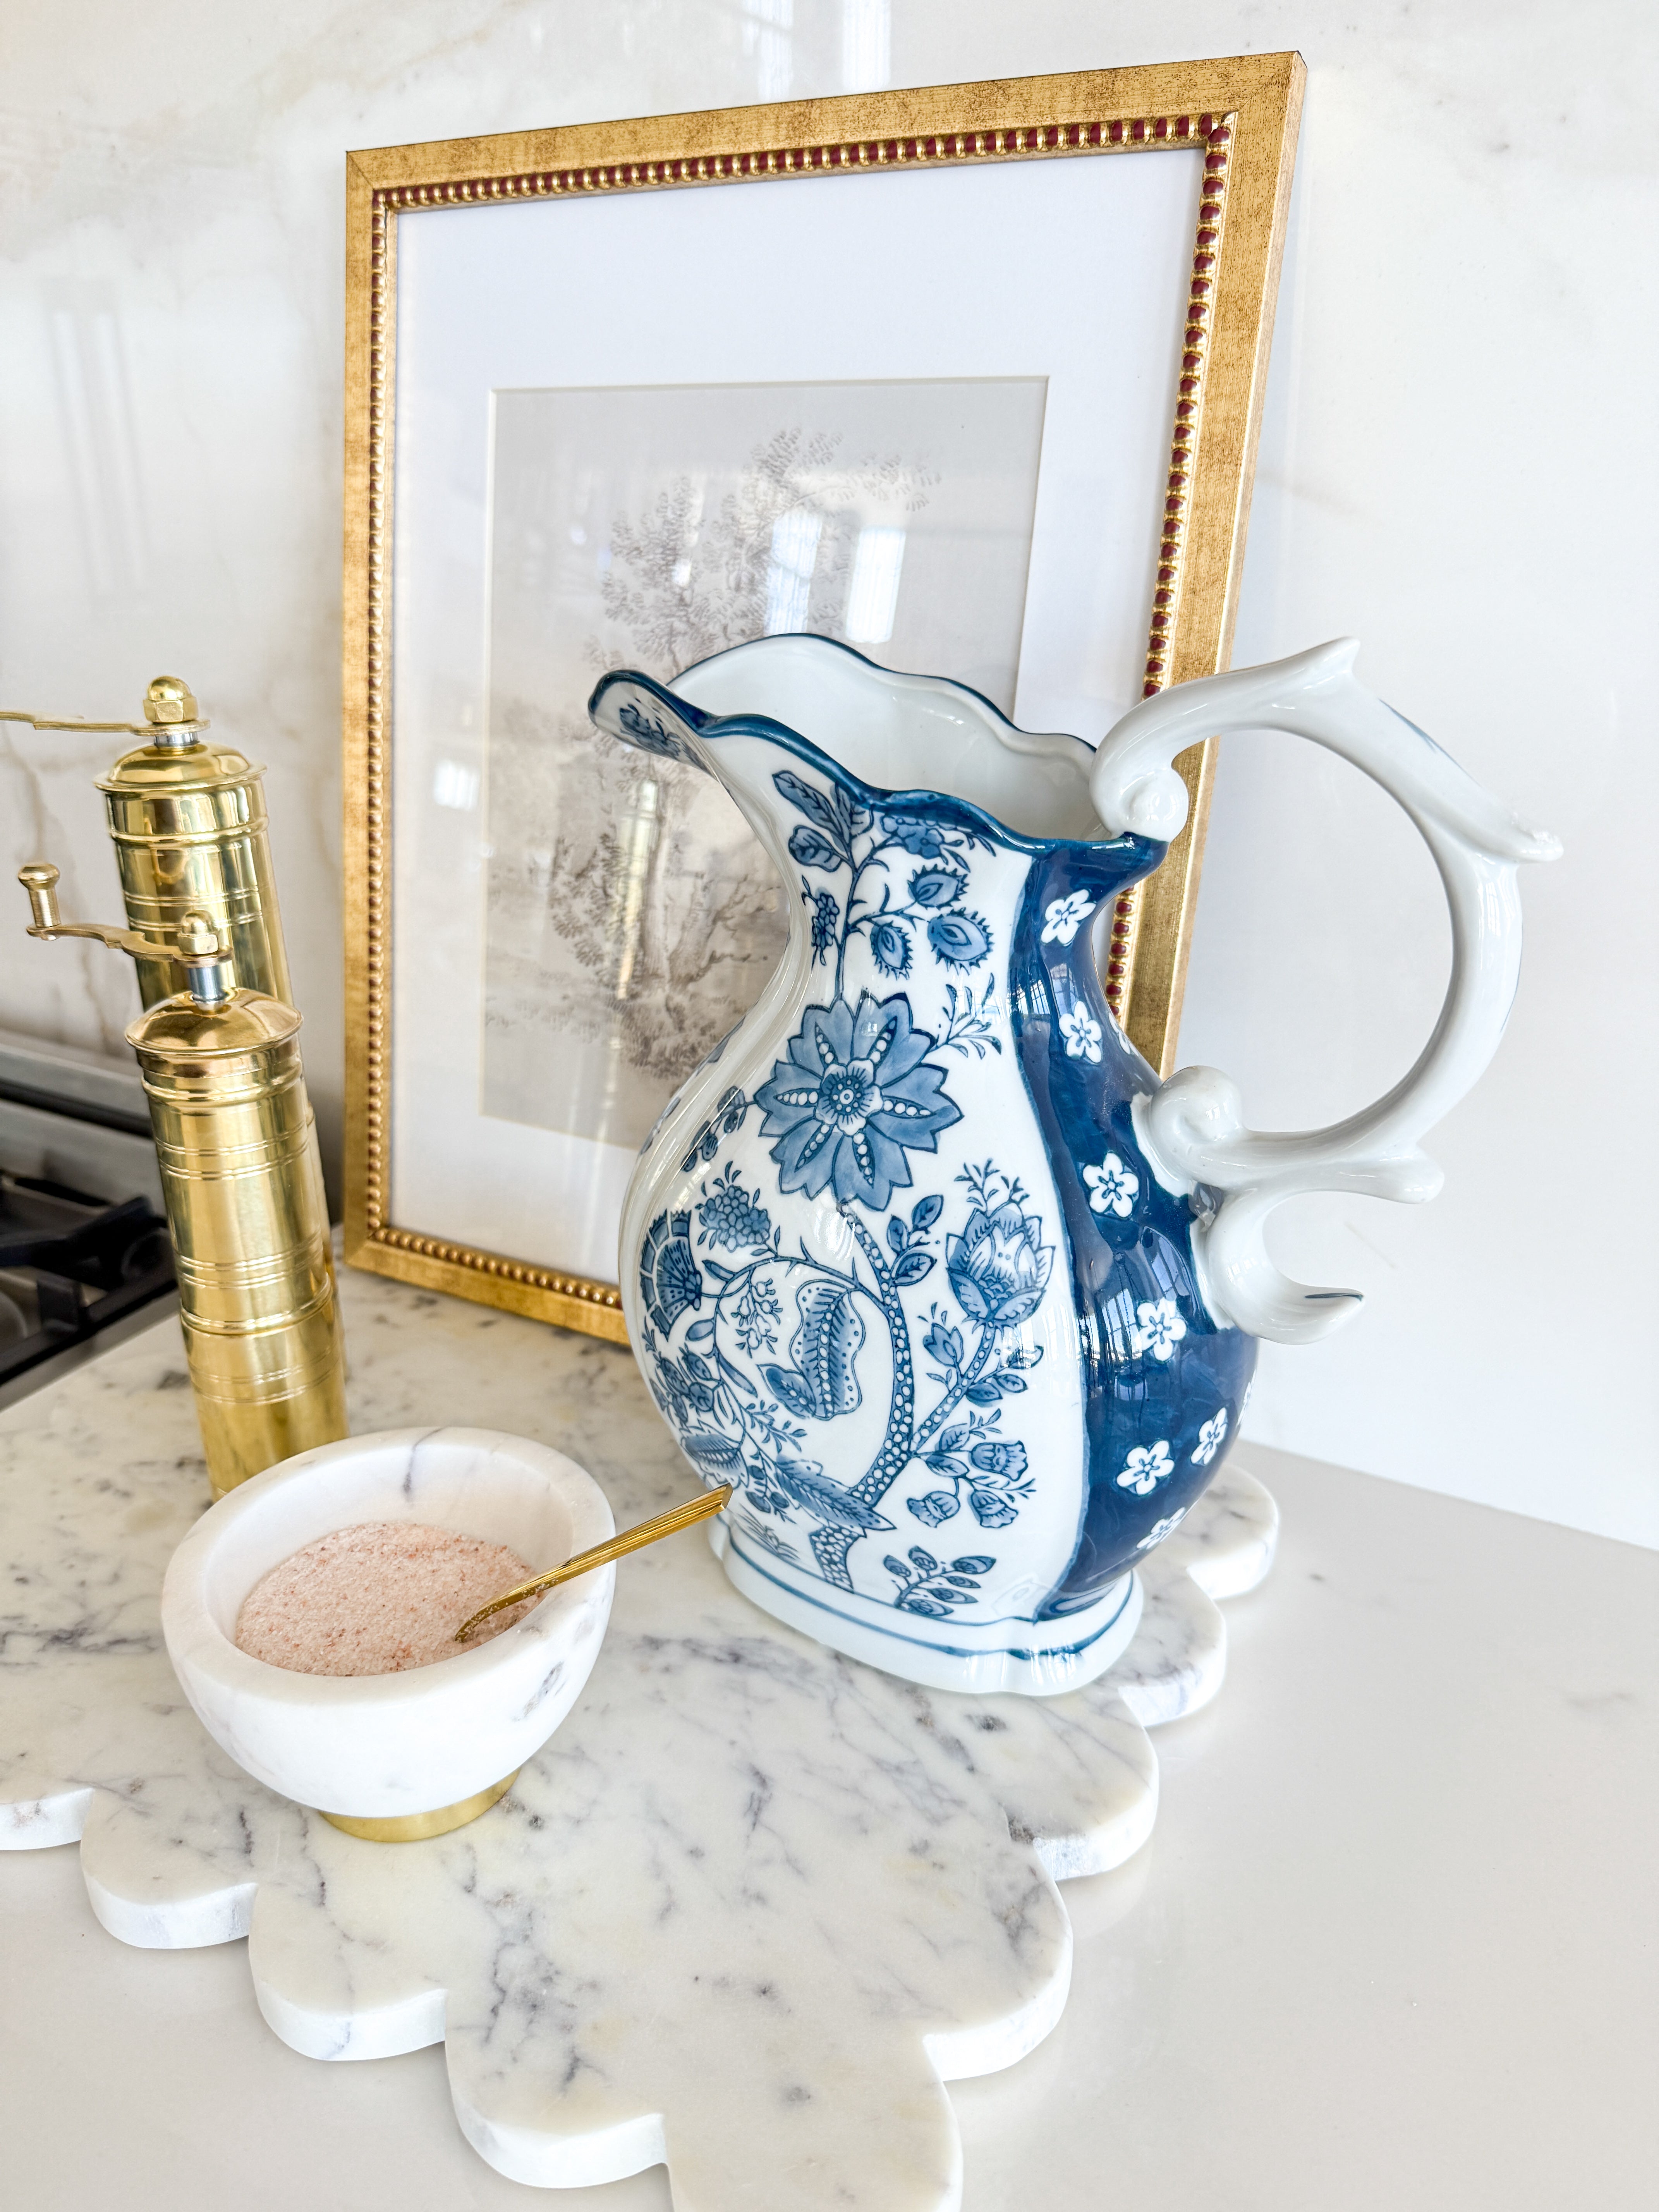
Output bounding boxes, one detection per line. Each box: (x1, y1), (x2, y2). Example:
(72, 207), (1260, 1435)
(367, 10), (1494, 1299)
(453, 1483), (732, 1642)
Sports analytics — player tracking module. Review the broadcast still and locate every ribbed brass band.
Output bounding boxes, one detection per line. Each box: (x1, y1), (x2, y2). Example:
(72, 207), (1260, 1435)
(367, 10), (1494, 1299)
(105, 812), (272, 847)
(317, 1771), (521, 1842)
(131, 997), (349, 1498)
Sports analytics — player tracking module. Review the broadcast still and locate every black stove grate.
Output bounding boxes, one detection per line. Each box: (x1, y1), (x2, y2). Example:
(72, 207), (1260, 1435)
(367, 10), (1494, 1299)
(0, 1172), (176, 1386)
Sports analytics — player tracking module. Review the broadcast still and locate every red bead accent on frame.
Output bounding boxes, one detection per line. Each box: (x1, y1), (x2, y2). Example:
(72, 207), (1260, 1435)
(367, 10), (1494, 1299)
(369, 103), (1235, 220)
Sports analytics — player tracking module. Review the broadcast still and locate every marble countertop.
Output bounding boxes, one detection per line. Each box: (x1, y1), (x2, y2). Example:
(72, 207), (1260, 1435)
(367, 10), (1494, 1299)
(3, 1264), (1656, 2210)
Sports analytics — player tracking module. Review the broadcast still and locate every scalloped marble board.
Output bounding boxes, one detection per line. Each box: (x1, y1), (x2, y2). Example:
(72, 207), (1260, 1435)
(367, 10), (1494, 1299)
(0, 1264), (1274, 2210)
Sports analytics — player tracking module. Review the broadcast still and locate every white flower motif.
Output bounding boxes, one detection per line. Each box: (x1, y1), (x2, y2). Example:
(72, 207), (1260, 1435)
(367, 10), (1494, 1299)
(1116, 1440), (1175, 1496)
(1136, 1506), (1189, 1551)
(1084, 1151), (1139, 1218)
(1059, 1006), (1104, 1062)
(1191, 1407), (1228, 1466)
(1041, 891), (1097, 947)
(1130, 1297), (1187, 1362)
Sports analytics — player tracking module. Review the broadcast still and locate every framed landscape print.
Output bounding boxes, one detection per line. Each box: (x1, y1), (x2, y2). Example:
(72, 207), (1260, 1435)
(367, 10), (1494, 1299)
(342, 55), (1305, 1342)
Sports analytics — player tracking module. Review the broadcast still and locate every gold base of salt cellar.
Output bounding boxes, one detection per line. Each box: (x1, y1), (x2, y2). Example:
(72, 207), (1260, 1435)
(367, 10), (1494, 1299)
(317, 1769), (521, 1843)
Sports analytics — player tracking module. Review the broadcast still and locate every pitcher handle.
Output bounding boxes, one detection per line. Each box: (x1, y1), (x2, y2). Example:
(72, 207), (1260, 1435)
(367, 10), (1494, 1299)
(1088, 639), (1561, 1345)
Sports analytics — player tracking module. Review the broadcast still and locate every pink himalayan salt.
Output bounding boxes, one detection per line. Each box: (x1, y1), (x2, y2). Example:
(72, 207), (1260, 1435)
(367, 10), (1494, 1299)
(234, 1522), (539, 1677)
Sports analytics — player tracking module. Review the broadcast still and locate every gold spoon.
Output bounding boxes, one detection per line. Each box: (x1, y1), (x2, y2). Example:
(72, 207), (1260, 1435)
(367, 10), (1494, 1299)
(453, 1483), (733, 1644)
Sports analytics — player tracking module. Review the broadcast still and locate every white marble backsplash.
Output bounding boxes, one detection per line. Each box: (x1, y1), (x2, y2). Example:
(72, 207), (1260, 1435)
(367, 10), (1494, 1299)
(2, 1259), (1275, 2207)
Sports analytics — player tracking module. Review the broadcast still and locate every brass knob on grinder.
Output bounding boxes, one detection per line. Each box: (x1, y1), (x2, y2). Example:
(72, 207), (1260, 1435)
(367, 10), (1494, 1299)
(142, 675), (201, 730)
(18, 862), (62, 931)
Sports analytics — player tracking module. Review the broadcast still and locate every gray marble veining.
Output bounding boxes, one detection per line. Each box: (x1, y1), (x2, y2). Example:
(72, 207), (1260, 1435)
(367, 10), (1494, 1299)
(1, 1260), (1274, 2209)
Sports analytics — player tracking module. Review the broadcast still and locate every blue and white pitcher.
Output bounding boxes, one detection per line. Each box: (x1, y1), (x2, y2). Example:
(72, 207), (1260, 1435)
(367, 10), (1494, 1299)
(592, 637), (1557, 1696)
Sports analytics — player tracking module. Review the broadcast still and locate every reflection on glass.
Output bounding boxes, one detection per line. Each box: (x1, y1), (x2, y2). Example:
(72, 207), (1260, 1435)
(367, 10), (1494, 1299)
(844, 525), (906, 645)
(605, 777), (659, 1005)
(841, 0), (890, 93)
(433, 759), (479, 811)
(764, 509), (824, 635)
(744, 0), (793, 103)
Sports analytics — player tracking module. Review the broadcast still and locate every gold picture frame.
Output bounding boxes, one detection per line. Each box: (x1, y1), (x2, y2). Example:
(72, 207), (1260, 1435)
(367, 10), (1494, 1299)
(342, 53), (1305, 1345)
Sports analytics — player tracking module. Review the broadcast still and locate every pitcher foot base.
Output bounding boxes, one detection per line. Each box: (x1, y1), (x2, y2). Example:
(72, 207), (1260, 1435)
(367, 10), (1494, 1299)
(711, 1519), (1142, 1697)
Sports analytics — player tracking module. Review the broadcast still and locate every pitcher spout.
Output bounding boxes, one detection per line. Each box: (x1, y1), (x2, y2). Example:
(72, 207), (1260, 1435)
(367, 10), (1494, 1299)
(590, 634), (1162, 881)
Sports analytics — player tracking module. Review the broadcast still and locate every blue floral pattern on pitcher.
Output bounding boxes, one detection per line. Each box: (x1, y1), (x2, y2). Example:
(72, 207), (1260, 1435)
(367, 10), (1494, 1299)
(593, 645), (1257, 1695)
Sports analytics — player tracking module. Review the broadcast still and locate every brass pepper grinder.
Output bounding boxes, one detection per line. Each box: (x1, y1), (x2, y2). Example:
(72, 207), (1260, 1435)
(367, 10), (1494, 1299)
(2, 675), (292, 1009)
(18, 866), (346, 1499)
